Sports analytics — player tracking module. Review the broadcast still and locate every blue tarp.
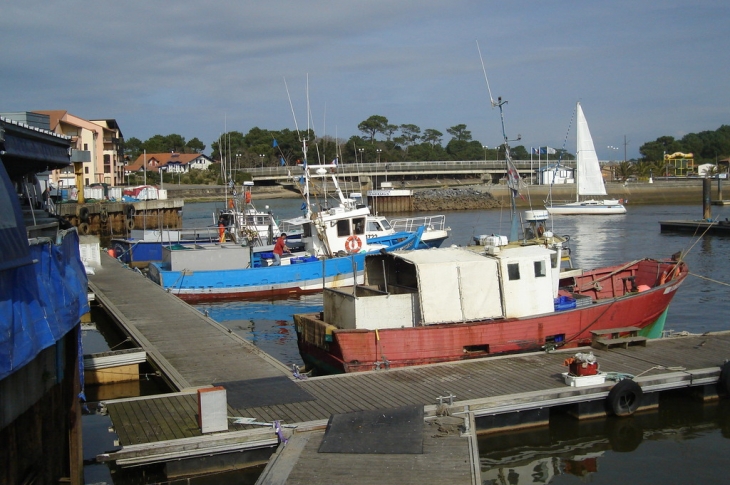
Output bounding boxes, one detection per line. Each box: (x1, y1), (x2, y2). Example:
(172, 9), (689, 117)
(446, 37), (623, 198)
(0, 230), (89, 380)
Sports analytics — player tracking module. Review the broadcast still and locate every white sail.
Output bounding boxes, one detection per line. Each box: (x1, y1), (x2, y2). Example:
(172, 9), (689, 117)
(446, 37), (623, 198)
(575, 103), (607, 197)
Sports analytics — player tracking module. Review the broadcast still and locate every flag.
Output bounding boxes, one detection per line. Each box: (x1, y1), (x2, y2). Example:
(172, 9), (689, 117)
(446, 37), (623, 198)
(280, 157), (286, 166)
(546, 146), (556, 155)
(505, 156), (524, 193)
(332, 157), (338, 166)
(532, 147), (540, 155)
(272, 139), (278, 147)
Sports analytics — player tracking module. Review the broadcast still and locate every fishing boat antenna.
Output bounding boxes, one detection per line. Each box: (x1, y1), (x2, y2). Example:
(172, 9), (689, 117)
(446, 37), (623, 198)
(476, 41), (524, 241)
(476, 40), (497, 108)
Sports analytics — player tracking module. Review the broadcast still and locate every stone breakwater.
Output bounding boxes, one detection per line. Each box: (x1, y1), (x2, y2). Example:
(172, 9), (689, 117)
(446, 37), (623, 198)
(413, 188), (502, 211)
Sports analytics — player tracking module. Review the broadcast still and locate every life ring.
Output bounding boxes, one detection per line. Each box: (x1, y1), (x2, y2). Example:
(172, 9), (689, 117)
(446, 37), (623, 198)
(345, 235), (362, 254)
(245, 192), (252, 204)
(78, 206), (90, 222)
(537, 226), (545, 237)
(78, 222), (90, 235)
(125, 204), (136, 219)
(718, 361), (730, 395)
(99, 207), (109, 223)
(607, 379), (643, 417)
(228, 199), (234, 209)
(126, 219), (134, 231)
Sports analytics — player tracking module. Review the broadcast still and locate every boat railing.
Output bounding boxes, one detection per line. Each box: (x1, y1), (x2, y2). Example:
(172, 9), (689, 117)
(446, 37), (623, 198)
(389, 214), (447, 233)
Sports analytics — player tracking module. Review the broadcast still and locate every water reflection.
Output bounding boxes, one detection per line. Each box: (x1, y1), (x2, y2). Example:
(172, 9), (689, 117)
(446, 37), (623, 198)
(478, 395), (730, 484)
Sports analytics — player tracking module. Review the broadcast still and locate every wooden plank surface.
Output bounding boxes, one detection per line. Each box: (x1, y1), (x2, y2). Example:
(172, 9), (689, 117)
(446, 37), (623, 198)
(88, 253), (292, 391)
(279, 418), (473, 485)
(104, 331), (730, 447)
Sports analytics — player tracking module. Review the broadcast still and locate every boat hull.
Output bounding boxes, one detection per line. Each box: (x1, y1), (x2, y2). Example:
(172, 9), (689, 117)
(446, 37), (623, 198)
(148, 254), (366, 302)
(295, 259), (687, 373)
(546, 200), (626, 215)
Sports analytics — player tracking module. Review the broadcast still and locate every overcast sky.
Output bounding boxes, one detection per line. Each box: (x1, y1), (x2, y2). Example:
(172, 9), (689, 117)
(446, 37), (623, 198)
(2, 1), (727, 160)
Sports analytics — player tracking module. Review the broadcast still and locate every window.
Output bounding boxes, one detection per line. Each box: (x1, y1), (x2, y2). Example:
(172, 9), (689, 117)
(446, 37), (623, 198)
(104, 154), (111, 173)
(507, 263), (520, 280)
(534, 260), (546, 277)
(84, 143), (88, 151)
(550, 253), (558, 269)
(84, 167), (89, 174)
(353, 217), (366, 235)
(337, 219), (350, 237)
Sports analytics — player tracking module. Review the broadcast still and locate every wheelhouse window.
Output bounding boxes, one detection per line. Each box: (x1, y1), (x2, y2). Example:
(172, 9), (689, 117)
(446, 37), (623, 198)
(337, 219), (350, 237)
(534, 260), (546, 277)
(507, 263), (520, 280)
(353, 217), (366, 235)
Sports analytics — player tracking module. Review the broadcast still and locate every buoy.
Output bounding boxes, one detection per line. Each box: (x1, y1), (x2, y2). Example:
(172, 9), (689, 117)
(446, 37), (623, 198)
(107, 248), (116, 258)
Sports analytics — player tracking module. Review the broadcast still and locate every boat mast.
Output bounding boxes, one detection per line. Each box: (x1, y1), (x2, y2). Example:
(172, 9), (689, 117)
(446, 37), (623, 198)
(477, 41), (522, 241)
(575, 101), (580, 203)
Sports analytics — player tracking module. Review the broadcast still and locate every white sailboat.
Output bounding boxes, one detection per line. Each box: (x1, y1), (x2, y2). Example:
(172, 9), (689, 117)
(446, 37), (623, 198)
(545, 102), (626, 215)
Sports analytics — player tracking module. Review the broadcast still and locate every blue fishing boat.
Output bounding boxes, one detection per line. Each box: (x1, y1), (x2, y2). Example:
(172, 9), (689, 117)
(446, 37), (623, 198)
(147, 138), (426, 301)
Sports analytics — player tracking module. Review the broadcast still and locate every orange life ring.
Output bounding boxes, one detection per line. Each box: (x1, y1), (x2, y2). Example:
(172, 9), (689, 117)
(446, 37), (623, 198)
(345, 235), (362, 254)
(659, 271), (668, 285)
(245, 192), (252, 204)
(228, 199), (234, 208)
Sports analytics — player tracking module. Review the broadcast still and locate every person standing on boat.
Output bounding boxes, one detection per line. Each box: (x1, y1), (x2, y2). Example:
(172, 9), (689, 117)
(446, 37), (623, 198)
(273, 233), (290, 266)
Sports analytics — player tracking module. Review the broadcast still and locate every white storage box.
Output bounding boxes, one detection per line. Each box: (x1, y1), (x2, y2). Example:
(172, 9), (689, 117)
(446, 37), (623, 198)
(562, 372), (607, 387)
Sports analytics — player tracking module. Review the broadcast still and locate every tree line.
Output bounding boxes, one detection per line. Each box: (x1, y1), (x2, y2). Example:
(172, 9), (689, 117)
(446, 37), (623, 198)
(123, 116), (729, 176)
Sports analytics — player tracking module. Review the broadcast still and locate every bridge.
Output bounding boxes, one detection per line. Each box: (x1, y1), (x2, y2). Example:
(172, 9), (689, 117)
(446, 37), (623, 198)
(243, 159), (575, 186)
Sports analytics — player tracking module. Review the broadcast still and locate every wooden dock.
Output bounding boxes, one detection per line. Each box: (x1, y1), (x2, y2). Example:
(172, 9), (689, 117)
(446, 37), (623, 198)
(87, 253), (292, 391)
(88, 253), (730, 483)
(659, 218), (730, 235)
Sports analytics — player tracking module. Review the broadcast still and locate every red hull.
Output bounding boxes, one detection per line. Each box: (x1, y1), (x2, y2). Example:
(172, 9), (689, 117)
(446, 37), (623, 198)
(295, 258), (687, 374)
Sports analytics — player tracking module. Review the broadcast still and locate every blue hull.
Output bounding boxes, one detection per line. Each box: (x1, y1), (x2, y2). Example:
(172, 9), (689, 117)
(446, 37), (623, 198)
(148, 254), (366, 302)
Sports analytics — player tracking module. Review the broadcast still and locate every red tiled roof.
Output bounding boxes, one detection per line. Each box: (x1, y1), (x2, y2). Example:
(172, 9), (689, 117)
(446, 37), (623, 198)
(125, 153), (208, 173)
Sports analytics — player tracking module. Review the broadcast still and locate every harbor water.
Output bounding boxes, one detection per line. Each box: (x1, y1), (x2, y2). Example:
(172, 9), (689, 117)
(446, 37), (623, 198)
(82, 198), (730, 484)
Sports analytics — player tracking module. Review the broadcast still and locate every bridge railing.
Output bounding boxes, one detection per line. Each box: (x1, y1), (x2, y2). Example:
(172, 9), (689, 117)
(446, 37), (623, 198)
(244, 160), (575, 179)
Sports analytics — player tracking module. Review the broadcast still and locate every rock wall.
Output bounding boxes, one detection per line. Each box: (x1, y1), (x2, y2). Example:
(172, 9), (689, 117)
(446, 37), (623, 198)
(414, 188), (502, 211)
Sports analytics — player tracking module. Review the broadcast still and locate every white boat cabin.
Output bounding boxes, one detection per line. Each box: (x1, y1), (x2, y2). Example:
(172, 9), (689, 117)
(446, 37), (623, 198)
(302, 200), (386, 256)
(324, 245), (561, 330)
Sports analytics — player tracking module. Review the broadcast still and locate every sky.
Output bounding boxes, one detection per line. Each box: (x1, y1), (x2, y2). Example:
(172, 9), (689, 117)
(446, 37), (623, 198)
(2, 1), (728, 160)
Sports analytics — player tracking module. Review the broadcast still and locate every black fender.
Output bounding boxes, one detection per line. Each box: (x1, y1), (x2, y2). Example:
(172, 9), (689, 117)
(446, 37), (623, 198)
(607, 379), (643, 417)
(78, 206), (90, 222)
(78, 222), (90, 235)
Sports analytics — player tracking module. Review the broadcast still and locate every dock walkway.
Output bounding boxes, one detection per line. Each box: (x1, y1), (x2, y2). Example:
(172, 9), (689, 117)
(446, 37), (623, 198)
(87, 253), (291, 391)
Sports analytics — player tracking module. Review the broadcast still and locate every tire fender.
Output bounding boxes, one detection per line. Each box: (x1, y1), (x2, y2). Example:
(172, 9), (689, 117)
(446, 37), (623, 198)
(78, 222), (90, 235)
(607, 379), (643, 417)
(78, 206), (90, 222)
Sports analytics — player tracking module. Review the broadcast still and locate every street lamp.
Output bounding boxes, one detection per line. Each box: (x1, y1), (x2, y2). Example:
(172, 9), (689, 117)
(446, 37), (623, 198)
(259, 154), (265, 169)
(483, 146), (488, 162)
(358, 148), (364, 164)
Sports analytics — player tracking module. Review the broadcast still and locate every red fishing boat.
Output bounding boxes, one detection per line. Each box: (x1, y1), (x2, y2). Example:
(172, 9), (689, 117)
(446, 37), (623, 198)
(294, 243), (688, 374)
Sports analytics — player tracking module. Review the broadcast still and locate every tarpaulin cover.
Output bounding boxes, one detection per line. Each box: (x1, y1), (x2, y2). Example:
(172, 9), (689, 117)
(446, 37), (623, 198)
(0, 160), (32, 271)
(0, 230), (89, 380)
